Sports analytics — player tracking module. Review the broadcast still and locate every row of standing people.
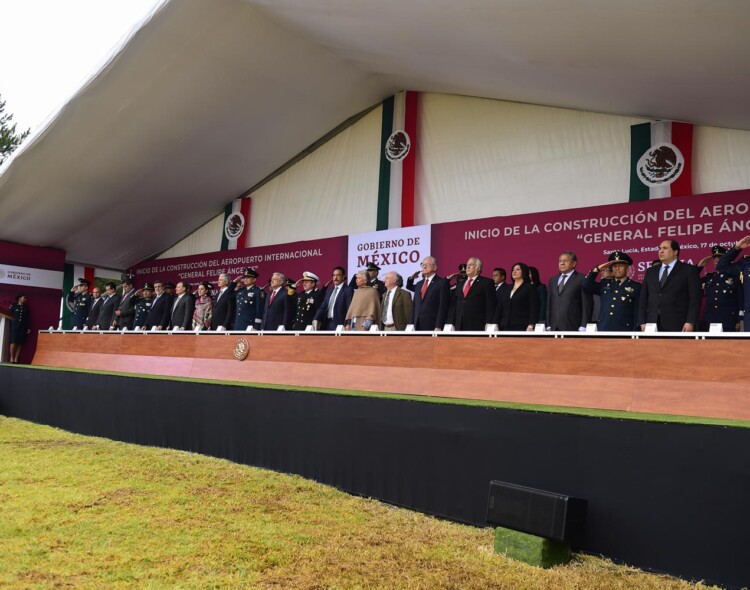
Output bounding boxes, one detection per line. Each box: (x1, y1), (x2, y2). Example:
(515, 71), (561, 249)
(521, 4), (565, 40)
(64, 235), (750, 334)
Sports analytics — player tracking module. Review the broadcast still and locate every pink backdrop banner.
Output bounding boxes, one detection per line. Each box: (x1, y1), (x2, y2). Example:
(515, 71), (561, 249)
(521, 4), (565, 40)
(0, 240), (66, 363)
(431, 189), (749, 284)
(131, 236), (348, 288)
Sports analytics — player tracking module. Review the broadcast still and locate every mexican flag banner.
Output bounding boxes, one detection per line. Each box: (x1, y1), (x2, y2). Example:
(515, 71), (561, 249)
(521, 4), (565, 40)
(377, 91), (419, 230)
(629, 121), (693, 201)
(221, 197), (251, 250)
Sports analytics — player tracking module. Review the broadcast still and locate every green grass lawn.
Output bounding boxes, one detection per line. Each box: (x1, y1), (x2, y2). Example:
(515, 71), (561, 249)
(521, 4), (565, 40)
(0, 417), (717, 589)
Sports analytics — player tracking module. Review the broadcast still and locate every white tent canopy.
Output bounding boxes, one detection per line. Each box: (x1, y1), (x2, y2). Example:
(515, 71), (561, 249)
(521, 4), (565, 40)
(1, 0), (749, 269)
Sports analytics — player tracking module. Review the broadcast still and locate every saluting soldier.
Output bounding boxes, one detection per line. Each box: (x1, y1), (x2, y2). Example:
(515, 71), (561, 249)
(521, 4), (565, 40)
(132, 283), (155, 330)
(292, 271), (324, 330)
(233, 268), (265, 330)
(701, 244), (743, 332)
(582, 251), (641, 331)
(66, 278), (93, 329)
(717, 235), (750, 331)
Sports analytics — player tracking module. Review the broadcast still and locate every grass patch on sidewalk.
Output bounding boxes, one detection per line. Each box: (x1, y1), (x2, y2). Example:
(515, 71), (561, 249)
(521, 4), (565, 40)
(0, 417), (716, 589)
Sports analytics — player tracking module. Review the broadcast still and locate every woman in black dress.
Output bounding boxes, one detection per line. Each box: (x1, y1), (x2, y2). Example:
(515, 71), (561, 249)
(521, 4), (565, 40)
(494, 263), (538, 331)
(9, 293), (30, 363)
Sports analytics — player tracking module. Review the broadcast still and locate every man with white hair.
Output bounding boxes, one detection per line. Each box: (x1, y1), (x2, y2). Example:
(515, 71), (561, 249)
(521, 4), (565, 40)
(380, 271), (412, 331)
(453, 257), (496, 331)
(210, 272), (236, 331)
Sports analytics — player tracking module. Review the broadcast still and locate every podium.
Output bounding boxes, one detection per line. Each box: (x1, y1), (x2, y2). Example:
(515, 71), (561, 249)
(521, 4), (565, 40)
(0, 307), (12, 363)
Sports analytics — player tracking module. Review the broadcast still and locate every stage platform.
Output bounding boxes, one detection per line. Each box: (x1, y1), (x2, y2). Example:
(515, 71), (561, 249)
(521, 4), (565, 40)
(32, 330), (750, 422)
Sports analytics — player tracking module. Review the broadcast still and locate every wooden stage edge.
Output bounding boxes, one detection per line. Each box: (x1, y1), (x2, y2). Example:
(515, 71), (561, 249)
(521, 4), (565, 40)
(32, 331), (750, 422)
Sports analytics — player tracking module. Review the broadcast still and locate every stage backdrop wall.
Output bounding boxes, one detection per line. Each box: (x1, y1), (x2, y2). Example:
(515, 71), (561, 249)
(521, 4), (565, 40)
(134, 236), (347, 288)
(431, 188), (750, 285)
(132, 189), (749, 297)
(152, 93), (750, 259)
(0, 240), (65, 363)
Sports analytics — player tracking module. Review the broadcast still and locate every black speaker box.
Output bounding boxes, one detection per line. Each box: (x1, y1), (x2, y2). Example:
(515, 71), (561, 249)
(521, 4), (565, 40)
(486, 480), (587, 545)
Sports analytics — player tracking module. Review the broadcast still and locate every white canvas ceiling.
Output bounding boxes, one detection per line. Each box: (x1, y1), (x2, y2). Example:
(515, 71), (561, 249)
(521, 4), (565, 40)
(1, 0), (749, 269)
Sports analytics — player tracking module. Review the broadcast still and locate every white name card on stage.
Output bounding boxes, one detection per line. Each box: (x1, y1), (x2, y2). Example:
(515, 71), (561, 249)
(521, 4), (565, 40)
(709, 323), (723, 333)
(405, 324), (415, 332)
(644, 323), (658, 333)
(534, 323), (546, 333)
(585, 323), (598, 333)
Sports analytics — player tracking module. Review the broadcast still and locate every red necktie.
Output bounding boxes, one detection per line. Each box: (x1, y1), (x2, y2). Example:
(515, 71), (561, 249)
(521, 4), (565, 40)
(421, 278), (429, 300)
(269, 289), (277, 306)
(463, 278), (473, 297)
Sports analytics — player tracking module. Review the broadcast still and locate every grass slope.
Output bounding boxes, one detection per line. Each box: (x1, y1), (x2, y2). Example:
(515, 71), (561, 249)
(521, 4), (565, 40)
(0, 417), (717, 590)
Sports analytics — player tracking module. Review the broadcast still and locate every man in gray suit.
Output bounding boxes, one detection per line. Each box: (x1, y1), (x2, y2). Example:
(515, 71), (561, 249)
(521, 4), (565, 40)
(546, 250), (592, 331)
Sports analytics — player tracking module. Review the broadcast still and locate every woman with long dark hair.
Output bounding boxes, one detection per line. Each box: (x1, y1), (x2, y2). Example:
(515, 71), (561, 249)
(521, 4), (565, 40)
(494, 262), (538, 331)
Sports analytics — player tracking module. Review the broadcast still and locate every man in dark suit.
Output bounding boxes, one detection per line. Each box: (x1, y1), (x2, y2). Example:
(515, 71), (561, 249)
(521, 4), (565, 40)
(546, 250), (592, 331)
(453, 257), (496, 331)
(85, 286), (103, 329)
(146, 280), (172, 330)
(492, 267), (511, 312)
(262, 272), (291, 331)
(380, 271), (413, 330)
(638, 239), (701, 332)
(114, 277), (137, 330)
(96, 282), (120, 330)
(169, 281), (195, 330)
(210, 273), (236, 331)
(407, 256), (450, 331)
(314, 266), (352, 330)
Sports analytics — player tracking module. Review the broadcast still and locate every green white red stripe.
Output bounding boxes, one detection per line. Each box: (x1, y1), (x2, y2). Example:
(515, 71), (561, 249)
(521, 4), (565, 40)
(221, 197), (252, 250)
(377, 91), (418, 230)
(629, 121), (693, 201)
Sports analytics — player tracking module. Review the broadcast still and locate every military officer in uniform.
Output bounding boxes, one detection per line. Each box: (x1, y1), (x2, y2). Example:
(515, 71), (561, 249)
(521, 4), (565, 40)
(66, 278), (92, 329)
(697, 245), (742, 332)
(292, 271), (324, 330)
(717, 236), (750, 332)
(233, 268), (265, 330)
(582, 251), (641, 331)
(132, 283), (155, 330)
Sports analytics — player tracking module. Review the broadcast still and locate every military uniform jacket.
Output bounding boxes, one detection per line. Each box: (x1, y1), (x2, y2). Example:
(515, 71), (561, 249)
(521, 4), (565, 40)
(133, 297), (154, 329)
(66, 291), (92, 329)
(234, 285), (265, 330)
(583, 272), (641, 331)
(702, 270), (742, 331)
(292, 289), (324, 330)
(716, 247), (749, 332)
